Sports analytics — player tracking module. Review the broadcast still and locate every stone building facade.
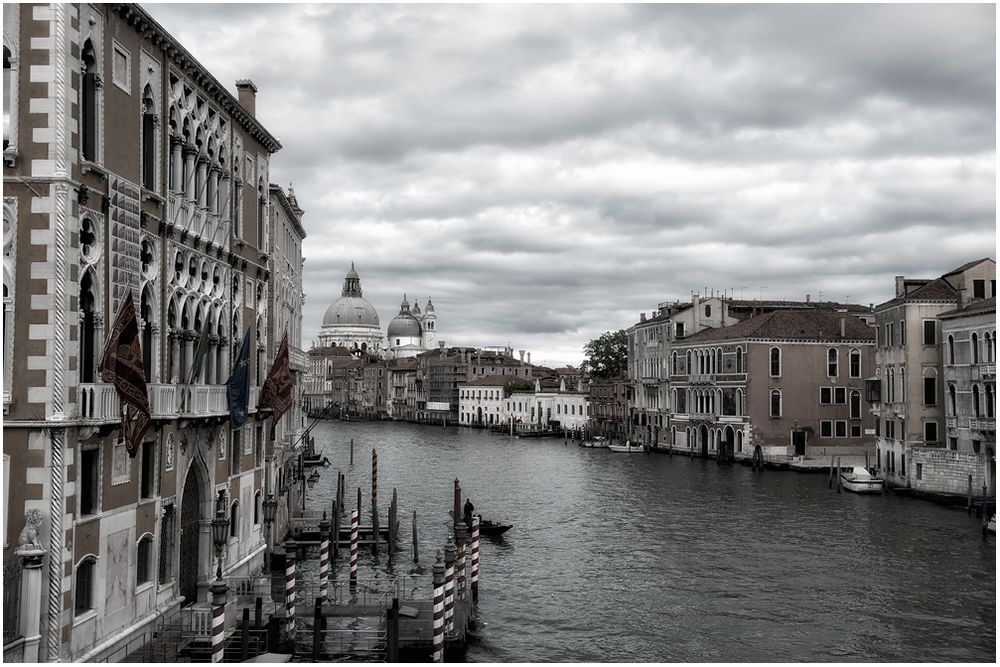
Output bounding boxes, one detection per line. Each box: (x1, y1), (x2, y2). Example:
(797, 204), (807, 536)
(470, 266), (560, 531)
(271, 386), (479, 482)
(2, 4), (296, 661)
(870, 258), (995, 496)
(671, 309), (876, 461)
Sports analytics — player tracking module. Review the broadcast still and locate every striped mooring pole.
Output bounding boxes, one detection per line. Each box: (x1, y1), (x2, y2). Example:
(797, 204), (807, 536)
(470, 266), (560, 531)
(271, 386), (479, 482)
(210, 566), (227, 663)
(350, 508), (359, 583)
(470, 516), (480, 601)
(455, 523), (467, 601)
(432, 550), (445, 663)
(444, 534), (456, 633)
(318, 512), (331, 601)
(372, 448), (378, 528)
(284, 537), (297, 645)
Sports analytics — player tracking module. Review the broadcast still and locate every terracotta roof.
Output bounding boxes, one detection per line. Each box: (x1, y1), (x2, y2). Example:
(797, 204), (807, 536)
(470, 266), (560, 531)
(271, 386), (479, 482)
(676, 309), (874, 344)
(942, 257), (995, 277)
(878, 277), (958, 309)
(939, 297), (996, 319)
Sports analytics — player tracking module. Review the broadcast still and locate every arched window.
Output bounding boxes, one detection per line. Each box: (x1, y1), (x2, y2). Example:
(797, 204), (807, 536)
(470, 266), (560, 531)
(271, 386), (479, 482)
(75, 556), (97, 615)
(971, 333), (980, 364)
(81, 40), (98, 162)
(948, 335), (955, 364)
(948, 384), (956, 415)
(3, 45), (13, 150)
(973, 385), (981, 418)
(735, 347), (744, 373)
(737, 389), (744, 416)
(827, 348), (838, 377)
(715, 348), (722, 375)
(671, 351), (677, 375)
(254, 490), (262, 525)
(79, 271), (97, 383)
(142, 86), (156, 189)
(770, 390), (781, 417)
(137, 535), (153, 585)
(705, 304), (711, 318)
(986, 332), (994, 363)
(770, 347), (781, 377)
(986, 385), (994, 419)
(899, 366), (905, 403)
(256, 180), (266, 248)
(685, 351), (691, 375)
(849, 349), (861, 378)
(230, 501), (240, 538)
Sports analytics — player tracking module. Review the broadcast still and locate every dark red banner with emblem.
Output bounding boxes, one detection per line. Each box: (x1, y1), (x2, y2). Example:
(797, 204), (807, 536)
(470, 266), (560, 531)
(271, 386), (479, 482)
(98, 292), (152, 457)
(257, 333), (293, 436)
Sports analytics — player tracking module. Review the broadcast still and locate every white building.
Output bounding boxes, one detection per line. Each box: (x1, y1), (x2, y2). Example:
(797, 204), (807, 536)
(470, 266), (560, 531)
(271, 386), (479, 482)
(317, 264), (383, 354)
(505, 378), (590, 433)
(386, 295), (439, 359)
(458, 376), (529, 426)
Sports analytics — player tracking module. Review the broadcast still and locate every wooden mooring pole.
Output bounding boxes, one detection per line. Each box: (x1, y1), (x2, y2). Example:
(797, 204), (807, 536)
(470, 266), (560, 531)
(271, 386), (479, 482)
(836, 457), (842, 493)
(372, 448), (379, 560)
(387, 597), (400, 662)
(350, 438), (354, 465)
(412, 510), (419, 563)
(240, 607), (250, 662)
(829, 455), (835, 489)
(312, 597), (323, 661)
(968, 476), (974, 515)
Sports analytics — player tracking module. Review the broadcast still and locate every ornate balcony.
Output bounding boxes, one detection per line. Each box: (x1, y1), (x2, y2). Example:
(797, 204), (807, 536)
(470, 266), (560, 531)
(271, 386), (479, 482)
(149, 384), (178, 419)
(970, 418), (995, 432)
(77, 383), (119, 422)
(979, 363), (996, 379)
(945, 416), (957, 429)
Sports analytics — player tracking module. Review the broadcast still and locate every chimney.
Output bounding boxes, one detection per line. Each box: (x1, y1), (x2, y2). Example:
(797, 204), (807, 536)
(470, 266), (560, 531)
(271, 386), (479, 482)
(894, 276), (905, 298)
(640, 313), (646, 322)
(519, 350), (525, 363)
(235, 79), (258, 117)
(527, 352), (531, 365)
(839, 317), (846, 338)
(806, 294), (811, 303)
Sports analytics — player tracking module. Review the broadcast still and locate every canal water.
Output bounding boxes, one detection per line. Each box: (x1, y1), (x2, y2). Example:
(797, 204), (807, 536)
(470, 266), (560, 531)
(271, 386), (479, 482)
(301, 420), (996, 662)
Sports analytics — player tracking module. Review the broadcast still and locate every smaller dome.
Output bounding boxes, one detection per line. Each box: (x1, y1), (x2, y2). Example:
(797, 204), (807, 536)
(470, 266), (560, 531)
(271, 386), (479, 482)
(388, 313), (422, 338)
(425, 298), (435, 314)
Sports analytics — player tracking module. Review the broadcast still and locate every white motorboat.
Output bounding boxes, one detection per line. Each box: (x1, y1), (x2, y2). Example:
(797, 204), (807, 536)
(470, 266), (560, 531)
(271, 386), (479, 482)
(840, 466), (885, 494)
(579, 436), (609, 449)
(607, 440), (645, 453)
(988, 514), (996, 534)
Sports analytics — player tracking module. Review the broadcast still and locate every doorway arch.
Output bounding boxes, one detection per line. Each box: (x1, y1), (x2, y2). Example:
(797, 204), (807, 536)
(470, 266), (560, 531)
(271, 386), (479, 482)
(699, 424), (709, 458)
(178, 463), (205, 605)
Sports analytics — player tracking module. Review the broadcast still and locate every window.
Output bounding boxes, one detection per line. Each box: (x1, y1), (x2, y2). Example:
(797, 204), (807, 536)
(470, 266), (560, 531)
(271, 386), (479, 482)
(769, 390), (781, 417)
(924, 421), (938, 444)
(3, 46), (13, 150)
(986, 385), (994, 419)
(834, 387), (846, 404)
(254, 491), (262, 525)
(158, 505), (175, 584)
(850, 391), (861, 420)
(850, 423), (862, 438)
(81, 40), (98, 162)
(835, 421), (847, 438)
(230, 429), (240, 476)
(948, 384), (957, 415)
(705, 304), (711, 317)
(256, 181), (266, 248)
(736, 347), (744, 373)
(230, 502), (239, 538)
(923, 376), (937, 406)
(973, 279), (986, 299)
(820, 387), (832, 405)
(828, 348), (838, 377)
(80, 447), (100, 515)
(820, 421), (833, 437)
(901, 453), (905, 476)
(685, 351), (691, 374)
(949, 437), (958, 451)
(916, 463), (922, 480)
(75, 557), (96, 615)
(973, 385), (981, 418)
(254, 424), (263, 467)
(675, 322), (685, 338)
(948, 335), (956, 364)
(899, 321), (906, 347)
(849, 349), (861, 378)
(770, 347), (781, 377)
(923, 319), (936, 345)
(140, 439), (155, 499)
(899, 367), (905, 402)
(137, 536), (152, 585)
(971, 333), (980, 363)
(885, 322), (893, 347)
(142, 88), (156, 190)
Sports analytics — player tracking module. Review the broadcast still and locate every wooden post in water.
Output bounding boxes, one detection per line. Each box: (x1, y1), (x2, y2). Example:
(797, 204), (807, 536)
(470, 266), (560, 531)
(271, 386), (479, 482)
(968, 476), (974, 515)
(331, 499), (339, 561)
(829, 455), (835, 489)
(453, 478), (462, 535)
(350, 438), (354, 465)
(836, 457), (842, 493)
(412, 510), (419, 563)
(240, 607), (250, 662)
(372, 448), (379, 559)
(311, 597), (323, 661)
(387, 597), (400, 662)
(865, 451), (870, 470)
(254, 597), (262, 629)
(982, 485), (990, 538)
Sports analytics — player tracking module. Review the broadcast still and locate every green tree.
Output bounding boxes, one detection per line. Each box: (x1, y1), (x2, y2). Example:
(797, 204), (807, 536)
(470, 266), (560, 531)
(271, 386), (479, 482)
(582, 329), (628, 378)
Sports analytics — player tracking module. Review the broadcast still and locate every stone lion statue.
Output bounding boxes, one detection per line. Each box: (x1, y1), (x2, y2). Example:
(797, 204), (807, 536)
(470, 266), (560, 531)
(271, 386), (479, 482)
(18, 509), (44, 549)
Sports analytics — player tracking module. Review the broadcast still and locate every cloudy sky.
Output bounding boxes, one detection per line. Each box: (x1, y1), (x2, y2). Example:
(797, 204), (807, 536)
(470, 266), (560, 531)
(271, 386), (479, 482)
(145, 2), (996, 366)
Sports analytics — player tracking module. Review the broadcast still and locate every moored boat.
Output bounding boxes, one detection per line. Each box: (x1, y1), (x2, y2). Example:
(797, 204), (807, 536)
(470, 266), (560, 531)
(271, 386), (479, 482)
(580, 435), (609, 449)
(840, 466), (884, 494)
(607, 440), (644, 453)
(477, 518), (512, 535)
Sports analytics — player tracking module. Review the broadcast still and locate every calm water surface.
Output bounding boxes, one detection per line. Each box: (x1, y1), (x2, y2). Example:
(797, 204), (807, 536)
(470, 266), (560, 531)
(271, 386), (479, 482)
(302, 420), (996, 662)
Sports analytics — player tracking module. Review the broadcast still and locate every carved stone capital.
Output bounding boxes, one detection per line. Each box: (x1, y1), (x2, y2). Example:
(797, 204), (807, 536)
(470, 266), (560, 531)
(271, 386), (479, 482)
(183, 144), (198, 157)
(208, 334), (221, 346)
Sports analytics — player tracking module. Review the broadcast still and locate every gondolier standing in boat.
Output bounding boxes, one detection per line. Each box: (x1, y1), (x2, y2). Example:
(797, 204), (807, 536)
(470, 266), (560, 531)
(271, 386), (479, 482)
(464, 498), (475, 528)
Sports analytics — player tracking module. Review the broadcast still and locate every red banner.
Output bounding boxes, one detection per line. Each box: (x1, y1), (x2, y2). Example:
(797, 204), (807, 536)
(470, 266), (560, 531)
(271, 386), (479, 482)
(98, 292), (151, 457)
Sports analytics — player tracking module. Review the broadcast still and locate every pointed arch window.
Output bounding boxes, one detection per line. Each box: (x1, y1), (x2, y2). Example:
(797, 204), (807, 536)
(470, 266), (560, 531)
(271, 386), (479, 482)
(80, 271), (98, 383)
(735, 347), (744, 374)
(230, 501), (240, 538)
(948, 384), (956, 416)
(973, 385), (981, 419)
(256, 180), (266, 249)
(3, 45), (13, 151)
(142, 87), (156, 190)
(971, 333), (980, 364)
(948, 335), (956, 364)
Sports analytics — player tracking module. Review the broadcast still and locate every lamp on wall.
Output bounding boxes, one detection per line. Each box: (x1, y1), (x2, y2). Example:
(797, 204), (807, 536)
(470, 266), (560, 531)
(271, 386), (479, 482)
(211, 489), (230, 558)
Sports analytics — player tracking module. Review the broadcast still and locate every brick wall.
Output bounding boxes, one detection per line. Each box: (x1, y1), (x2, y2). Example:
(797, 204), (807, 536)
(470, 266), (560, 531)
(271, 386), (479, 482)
(909, 447), (990, 497)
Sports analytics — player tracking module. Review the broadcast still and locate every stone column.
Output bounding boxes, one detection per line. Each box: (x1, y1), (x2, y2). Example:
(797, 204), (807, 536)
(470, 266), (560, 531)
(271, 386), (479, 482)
(183, 144), (197, 202)
(169, 329), (181, 384)
(208, 166), (220, 215)
(150, 323), (162, 384)
(182, 330), (196, 384)
(219, 336), (230, 384)
(17, 544), (46, 663)
(207, 335), (219, 385)
(170, 134), (184, 193)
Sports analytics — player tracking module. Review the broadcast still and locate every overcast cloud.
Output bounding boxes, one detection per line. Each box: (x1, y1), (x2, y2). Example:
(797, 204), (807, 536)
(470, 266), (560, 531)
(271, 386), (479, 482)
(145, 2), (996, 366)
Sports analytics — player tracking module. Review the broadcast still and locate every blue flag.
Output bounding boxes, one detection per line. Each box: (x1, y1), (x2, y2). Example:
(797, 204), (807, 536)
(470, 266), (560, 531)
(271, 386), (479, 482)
(226, 327), (252, 429)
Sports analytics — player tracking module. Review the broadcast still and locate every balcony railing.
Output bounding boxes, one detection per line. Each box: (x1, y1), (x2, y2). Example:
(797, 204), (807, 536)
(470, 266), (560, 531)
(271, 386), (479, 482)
(970, 418), (995, 432)
(980, 363), (996, 378)
(149, 384), (178, 418)
(946, 416), (957, 429)
(78, 383), (119, 421)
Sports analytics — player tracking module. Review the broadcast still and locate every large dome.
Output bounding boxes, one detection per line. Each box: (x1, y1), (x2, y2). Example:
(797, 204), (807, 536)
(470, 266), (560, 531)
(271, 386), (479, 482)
(323, 296), (380, 327)
(321, 263), (380, 328)
(387, 295), (422, 337)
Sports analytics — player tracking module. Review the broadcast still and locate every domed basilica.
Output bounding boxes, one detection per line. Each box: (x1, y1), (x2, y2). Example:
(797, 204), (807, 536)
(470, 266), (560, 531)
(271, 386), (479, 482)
(317, 264), (439, 358)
